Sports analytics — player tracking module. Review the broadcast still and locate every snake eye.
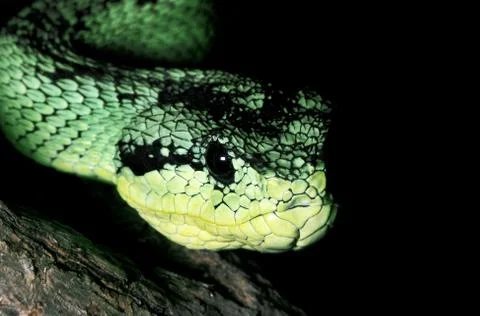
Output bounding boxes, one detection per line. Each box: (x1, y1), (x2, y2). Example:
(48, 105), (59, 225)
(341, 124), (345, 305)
(206, 141), (235, 184)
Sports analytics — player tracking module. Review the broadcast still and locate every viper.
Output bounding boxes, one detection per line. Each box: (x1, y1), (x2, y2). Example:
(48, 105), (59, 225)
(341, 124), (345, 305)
(0, 0), (337, 252)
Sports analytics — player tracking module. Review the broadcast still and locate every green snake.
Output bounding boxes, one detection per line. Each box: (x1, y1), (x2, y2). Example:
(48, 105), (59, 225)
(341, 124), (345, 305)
(0, 0), (337, 252)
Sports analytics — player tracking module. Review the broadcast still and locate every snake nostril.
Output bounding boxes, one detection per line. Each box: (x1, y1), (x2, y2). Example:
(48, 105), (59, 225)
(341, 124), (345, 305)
(285, 195), (312, 210)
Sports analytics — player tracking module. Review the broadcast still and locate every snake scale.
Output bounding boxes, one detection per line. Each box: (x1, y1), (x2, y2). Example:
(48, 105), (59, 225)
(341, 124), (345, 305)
(0, 0), (337, 252)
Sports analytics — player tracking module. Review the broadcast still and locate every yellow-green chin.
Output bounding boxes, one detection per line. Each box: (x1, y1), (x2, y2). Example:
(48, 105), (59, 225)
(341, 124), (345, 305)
(115, 165), (336, 252)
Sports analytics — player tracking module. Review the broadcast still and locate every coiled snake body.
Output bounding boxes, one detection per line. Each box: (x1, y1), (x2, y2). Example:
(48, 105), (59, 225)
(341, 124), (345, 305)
(0, 0), (337, 252)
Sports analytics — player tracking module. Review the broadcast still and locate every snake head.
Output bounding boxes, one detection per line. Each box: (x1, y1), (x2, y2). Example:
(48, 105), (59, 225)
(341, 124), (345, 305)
(114, 81), (337, 252)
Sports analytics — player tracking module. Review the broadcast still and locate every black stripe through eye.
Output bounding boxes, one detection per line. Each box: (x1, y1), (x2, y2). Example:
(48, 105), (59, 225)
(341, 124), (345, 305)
(119, 140), (201, 175)
(119, 140), (164, 175)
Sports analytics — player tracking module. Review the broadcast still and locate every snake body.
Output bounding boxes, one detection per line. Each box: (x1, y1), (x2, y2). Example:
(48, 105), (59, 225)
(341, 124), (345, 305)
(0, 0), (337, 252)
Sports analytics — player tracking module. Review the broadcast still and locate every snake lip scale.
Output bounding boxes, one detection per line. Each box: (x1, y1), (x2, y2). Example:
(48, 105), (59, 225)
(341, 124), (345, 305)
(0, 0), (338, 252)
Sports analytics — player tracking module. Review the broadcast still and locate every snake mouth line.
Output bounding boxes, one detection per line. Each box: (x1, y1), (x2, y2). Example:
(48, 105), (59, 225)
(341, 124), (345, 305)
(282, 202), (322, 212)
(278, 203), (327, 230)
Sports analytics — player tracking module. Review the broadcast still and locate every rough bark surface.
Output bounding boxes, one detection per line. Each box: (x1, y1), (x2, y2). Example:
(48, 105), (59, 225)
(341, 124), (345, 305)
(0, 200), (305, 316)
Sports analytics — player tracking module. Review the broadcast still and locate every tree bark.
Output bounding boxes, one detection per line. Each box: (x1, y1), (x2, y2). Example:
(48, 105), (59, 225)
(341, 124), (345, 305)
(0, 200), (305, 316)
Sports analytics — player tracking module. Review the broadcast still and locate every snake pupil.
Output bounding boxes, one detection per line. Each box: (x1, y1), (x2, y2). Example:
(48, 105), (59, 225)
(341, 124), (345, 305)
(206, 141), (234, 185)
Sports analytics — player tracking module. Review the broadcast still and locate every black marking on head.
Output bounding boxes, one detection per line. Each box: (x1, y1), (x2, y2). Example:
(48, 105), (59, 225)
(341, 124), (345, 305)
(158, 82), (282, 136)
(118, 139), (202, 176)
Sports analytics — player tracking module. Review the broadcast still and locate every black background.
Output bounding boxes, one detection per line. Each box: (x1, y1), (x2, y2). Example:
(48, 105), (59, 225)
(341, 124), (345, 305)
(0, 1), (409, 314)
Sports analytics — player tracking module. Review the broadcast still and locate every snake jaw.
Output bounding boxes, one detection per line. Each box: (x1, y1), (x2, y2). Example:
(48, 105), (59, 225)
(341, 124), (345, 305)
(115, 165), (336, 252)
